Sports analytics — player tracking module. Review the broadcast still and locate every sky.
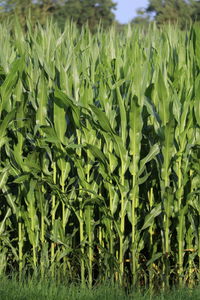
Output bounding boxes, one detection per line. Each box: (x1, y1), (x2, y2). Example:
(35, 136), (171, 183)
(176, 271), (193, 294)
(114, 0), (149, 24)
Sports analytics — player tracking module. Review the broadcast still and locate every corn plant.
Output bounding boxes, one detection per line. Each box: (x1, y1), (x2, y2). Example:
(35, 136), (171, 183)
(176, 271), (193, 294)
(0, 20), (199, 289)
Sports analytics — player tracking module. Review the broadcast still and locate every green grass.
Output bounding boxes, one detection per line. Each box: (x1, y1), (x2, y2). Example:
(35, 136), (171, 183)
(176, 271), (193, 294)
(0, 276), (200, 300)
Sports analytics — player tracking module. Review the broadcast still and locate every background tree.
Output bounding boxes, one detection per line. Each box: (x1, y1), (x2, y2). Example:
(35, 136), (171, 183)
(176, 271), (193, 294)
(143, 0), (200, 27)
(131, 8), (150, 26)
(0, 0), (117, 29)
(54, 0), (117, 29)
(132, 0), (200, 28)
(146, 0), (192, 27)
(0, 0), (56, 25)
(191, 0), (200, 21)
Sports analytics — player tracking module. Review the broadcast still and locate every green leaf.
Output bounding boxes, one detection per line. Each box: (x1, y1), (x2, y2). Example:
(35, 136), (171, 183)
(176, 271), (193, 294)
(141, 203), (161, 231)
(0, 58), (24, 112)
(0, 109), (16, 140)
(54, 87), (81, 128)
(139, 144), (160, 177)
(89, 104), (114, 133)
(146, 253), (162, 266)
(0, 208), (11, 236)
(13, 174), (30, 183)
(86, 143), (107, 166)
(157, 69), (169, 125)
(0, 167), (9, 190)
(36, 72), (48, 126)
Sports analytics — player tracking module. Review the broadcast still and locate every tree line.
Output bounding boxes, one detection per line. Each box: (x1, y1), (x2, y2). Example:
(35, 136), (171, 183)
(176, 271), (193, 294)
(134, 0), (200, 28)
(0, 0), (117, 29)
(0, 1), (200, 29)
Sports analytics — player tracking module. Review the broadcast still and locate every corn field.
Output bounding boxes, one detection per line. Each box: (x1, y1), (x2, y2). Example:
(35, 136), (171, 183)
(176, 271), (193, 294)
(0, 20), (199, 289)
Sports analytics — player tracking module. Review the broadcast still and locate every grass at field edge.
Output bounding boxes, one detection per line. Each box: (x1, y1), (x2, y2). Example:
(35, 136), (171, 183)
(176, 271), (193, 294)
(0, 275), (200, 300)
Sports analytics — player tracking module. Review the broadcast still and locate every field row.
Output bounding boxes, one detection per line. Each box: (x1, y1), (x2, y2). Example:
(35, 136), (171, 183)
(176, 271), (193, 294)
(0, 21), (199, 288)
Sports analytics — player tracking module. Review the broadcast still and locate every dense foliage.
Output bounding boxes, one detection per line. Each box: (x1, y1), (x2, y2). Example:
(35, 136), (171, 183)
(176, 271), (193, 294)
(0, 0), (117, 29)
(2, 0), (200, 29)
(133, 0), (200, 27)
(0, 21), (199, 289)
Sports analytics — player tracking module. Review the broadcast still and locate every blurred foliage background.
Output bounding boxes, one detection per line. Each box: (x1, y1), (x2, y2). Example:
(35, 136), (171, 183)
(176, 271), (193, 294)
(0, 0), (117, 30)
(1, 0), (200, 30)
